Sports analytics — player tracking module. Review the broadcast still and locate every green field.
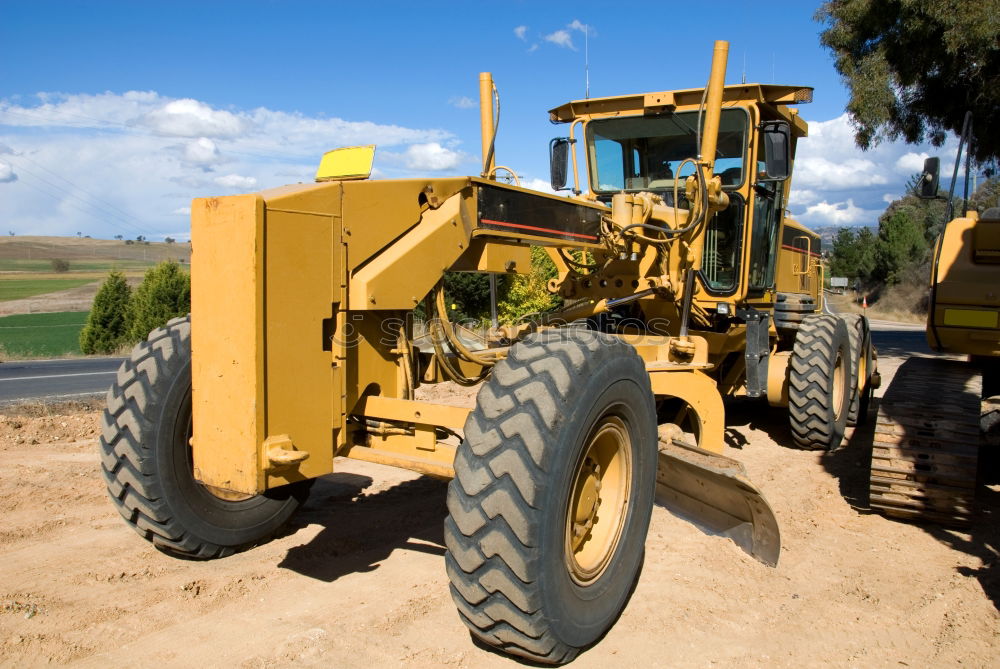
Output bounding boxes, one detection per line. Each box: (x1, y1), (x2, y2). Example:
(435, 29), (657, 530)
(0, 311), (89, 358)
(0, 258), (161, 272)
(0, 278), (98, 301)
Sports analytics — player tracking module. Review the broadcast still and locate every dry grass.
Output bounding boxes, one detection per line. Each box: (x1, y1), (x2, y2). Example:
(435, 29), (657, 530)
(0, 236), (189, 264)
(826, 281), (927, 324)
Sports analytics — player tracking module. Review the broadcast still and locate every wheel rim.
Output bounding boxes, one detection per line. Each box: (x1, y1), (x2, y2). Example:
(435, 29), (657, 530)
(564, 413), (632, 585)
(832, 351), (846, 421)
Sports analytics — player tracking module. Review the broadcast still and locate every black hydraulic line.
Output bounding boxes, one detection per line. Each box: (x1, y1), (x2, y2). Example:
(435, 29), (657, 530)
(678, 267), (697, 337)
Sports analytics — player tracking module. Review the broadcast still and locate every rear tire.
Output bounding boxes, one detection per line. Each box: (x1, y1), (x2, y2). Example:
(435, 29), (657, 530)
(100, 316), (310, 559)
(445, 329), (657, 664)
(843, 314), (871, 426)
(788, 314), (852, 451)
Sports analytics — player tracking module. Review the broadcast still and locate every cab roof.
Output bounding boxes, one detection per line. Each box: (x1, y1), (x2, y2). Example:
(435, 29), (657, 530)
(549, 83), (812, 137)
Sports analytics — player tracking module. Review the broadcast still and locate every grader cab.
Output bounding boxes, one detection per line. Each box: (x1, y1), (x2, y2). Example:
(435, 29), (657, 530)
(100, 41), (875, 663)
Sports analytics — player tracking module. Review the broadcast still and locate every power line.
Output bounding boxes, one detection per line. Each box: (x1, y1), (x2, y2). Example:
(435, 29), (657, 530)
(5, 158), (154, 237)
(13, 152), (150, 229)
(9, 174), (147, 236)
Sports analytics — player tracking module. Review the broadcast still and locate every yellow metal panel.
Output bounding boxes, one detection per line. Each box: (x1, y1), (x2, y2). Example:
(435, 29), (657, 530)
(342, 178), (471, 269)
(315, 145), (375, 182)
(942, 308), (998, 329)
(349, 190), (473, 309)
(344, 313), (407, 412)
(190, 195), (265, 494)
(357, 395), (470, 429)
(450, 239), (531, 274)
(647, 369), (725, 454)
(263, 208), (340, 487)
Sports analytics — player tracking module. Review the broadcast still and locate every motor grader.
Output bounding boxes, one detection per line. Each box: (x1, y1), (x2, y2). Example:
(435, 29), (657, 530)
(100, 41), (874, 663)
(870, 113), (999, 525)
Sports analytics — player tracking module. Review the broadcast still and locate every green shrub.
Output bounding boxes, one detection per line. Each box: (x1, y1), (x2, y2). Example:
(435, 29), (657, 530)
(79, 271), (131, 354)
(497, 247), (561, 324)
(51, 258), (70, 273)
(126, 261), (190, 344)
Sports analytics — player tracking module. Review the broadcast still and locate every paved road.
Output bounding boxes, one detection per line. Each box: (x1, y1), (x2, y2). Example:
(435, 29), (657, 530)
(0, 357), (125, 403)
(868, 318), (931, 359)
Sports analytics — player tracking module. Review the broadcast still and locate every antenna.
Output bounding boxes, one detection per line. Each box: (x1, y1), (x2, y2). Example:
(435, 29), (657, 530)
(742, 51), (746, 84)
(585, 24), (590, 98)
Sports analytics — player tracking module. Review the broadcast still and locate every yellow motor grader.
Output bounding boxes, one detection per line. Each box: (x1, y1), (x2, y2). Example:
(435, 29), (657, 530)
(100, 41), (874, 663)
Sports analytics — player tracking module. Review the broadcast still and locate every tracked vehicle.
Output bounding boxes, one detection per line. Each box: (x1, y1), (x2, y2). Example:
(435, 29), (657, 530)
(100, 42), (873, 663)
(870, 114), (999, 524)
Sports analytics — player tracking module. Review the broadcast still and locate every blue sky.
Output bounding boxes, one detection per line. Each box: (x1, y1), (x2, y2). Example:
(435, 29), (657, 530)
(0, 1), (963, 240)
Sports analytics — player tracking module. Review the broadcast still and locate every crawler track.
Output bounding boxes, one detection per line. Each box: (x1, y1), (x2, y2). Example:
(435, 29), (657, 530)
(870, 357), (981, 524)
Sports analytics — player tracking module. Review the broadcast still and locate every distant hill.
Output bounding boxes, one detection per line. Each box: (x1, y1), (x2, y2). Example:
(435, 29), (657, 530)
(0, 236), (190, 266)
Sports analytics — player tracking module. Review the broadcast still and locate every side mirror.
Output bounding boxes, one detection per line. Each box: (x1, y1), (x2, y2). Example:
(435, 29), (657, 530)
(918, 156), (940, 199)
(549, 137), (572, 191)
(761, 121), (790, 181)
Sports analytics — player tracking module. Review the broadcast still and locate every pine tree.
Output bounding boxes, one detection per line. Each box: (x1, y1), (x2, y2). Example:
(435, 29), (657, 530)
(874, 210), (927, 285)
(80, 271), (131, 354)
(126, 261), (191, 344)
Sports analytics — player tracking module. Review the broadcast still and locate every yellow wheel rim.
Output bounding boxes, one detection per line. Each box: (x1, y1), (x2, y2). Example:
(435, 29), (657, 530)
(565, 414), (632, 585)
(833, 350), (846, 421)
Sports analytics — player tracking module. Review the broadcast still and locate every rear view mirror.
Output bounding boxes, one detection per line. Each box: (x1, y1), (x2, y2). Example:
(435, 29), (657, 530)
(918, 157), (940, 199)
(761, 121), (790, 181)
(549, 138), (572, 191)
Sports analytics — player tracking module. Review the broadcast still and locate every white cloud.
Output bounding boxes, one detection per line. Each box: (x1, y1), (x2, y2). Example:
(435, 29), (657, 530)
(895, 151), (930, 174)
(0, 90), (461, 237)
(214, 174), (258, 190)
(787, 188), (819, 207)
(568, 19), (592, 35)
(789, 113), (971, 228)
(183, 137), (221, 165)
(0, 161), (16, 183)
(173, 206), (191, 215)
(449, 96), (475, 110)
(403, 143), (462, 170)
(795, 156), (888, 190)
(518, 177), (557, 194)
(544, 29), (575, 50)
(140, 98), (246, 138)
(800, 199), (880, 226)
(514, 25), (527, 40)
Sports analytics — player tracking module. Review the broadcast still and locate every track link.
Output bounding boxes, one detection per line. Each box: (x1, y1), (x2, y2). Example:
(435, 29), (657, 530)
(870, 357), (981, 524)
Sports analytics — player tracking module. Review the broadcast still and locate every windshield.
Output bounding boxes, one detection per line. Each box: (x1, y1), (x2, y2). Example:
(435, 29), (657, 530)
(587, 108), (748, 194)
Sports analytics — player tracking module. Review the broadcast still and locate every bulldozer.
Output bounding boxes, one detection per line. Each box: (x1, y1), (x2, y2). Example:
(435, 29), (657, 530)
(870, 112), (999, 524)
(100, 41), (875, 663)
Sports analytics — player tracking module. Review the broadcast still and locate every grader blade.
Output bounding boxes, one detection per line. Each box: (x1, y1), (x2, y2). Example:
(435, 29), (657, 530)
(655, 439), (780, 567)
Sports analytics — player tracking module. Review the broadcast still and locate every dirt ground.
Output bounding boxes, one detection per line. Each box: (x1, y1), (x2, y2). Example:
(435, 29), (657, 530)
(1, 352), (998, 667)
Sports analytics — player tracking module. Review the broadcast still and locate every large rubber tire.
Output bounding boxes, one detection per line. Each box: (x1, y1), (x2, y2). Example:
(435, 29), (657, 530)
(445, 329), (657, 664)
(842, 314), (871, 426)
(100, 315), (310, 559)
(788, 314), (852, 451)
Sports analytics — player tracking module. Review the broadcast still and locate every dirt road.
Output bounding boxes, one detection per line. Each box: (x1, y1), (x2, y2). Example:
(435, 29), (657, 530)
(1, 342), (998, 667)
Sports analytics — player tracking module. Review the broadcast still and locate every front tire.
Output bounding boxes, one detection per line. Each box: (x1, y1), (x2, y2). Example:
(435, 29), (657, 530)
(445, 329), (657, 664)
(788, 314), (852, 451)
(100, 316), (310, 559)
